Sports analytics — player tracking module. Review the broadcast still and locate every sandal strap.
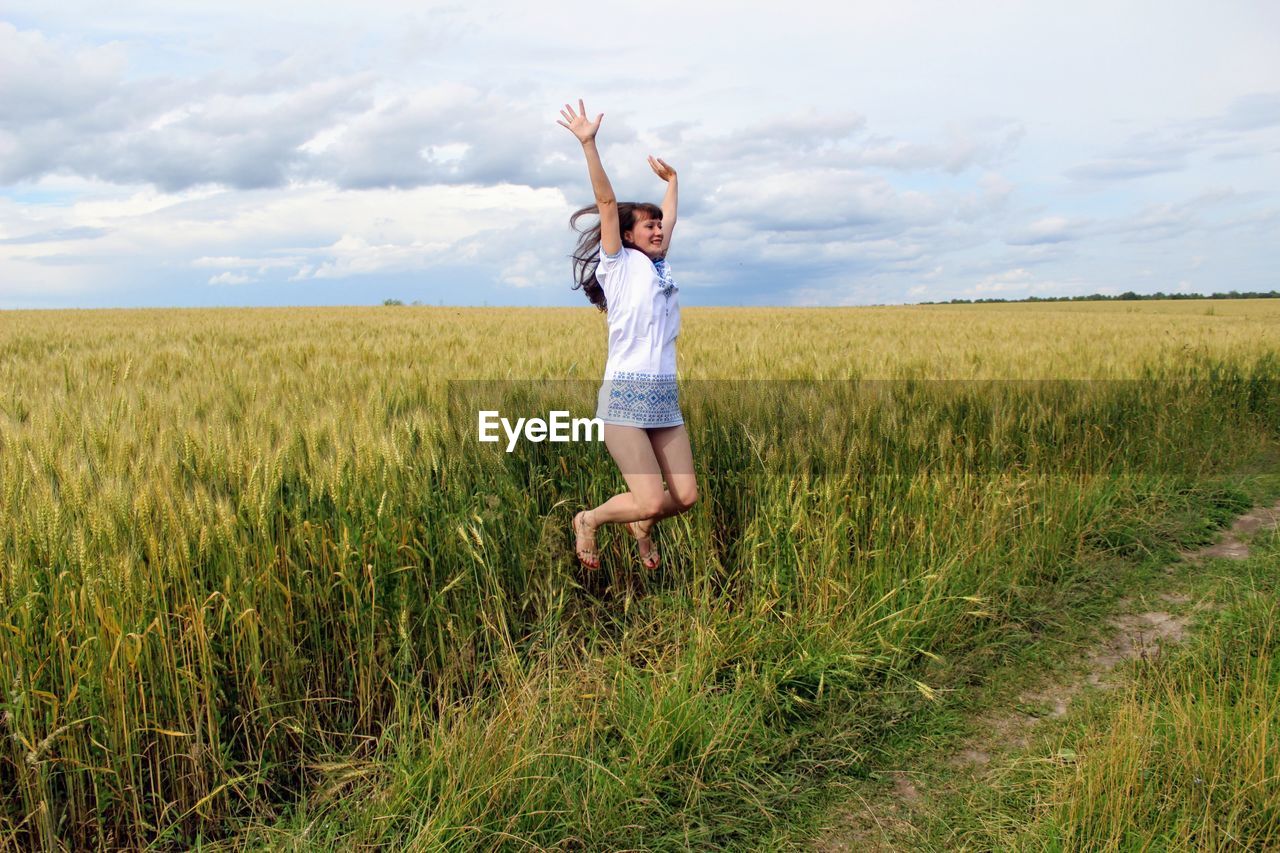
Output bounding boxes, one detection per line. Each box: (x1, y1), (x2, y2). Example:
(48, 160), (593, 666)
(575, 512), (599, 563)
(628, 521), (660, 567)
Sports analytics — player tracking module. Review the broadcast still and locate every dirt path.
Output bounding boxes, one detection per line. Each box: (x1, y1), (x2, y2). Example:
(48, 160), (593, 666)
(812, 498), (1280, 851)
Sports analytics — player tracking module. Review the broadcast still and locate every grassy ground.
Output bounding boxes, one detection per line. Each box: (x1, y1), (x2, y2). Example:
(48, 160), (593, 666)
(789, 462), (1280, 851)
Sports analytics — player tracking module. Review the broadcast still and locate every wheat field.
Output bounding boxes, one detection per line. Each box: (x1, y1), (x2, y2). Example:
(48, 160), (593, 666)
(1, 301), (1277, 849)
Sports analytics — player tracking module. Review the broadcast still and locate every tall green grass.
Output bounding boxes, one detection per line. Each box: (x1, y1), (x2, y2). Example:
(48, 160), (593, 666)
(0, 307), (1276, 849)
(962, 539), (1280, 853)
(1042, 597), (1280, 850)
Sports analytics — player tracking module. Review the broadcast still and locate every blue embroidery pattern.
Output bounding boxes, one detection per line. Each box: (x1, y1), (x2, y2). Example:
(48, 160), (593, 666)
(652, 258), (679, 300)
(603, 372), (681, 426)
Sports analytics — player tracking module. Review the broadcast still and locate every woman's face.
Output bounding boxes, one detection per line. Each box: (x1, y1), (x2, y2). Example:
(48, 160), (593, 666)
(624, 215), (664, 259)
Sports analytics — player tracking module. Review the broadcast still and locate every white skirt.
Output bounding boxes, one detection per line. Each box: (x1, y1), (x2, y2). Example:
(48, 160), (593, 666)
(596, 372), (683, 428)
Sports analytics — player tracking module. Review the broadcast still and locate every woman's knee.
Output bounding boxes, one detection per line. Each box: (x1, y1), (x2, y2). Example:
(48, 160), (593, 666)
(634, 493), (666, 518)
(672, 485), (698, 512)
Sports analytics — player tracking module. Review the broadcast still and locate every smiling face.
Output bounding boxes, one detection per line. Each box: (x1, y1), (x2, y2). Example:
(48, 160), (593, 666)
(624, 213), (664, 259)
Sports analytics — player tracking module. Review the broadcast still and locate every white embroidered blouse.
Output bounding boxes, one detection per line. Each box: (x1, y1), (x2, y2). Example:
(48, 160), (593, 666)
(595, 246), (681, 379)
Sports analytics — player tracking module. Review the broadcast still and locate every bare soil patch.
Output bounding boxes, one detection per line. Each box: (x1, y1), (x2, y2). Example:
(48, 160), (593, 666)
(1178, 498), (1280, 562)
(810, 498), (1280, 850)
(955, 605), (1193, 763)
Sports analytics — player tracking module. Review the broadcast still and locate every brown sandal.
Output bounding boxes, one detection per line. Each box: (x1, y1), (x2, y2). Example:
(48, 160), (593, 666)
(573, 511), (600, 569)
(627, 520), (660, 569)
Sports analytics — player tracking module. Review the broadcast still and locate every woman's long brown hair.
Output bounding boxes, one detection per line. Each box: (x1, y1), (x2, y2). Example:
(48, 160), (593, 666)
(570, 202), (663, 311)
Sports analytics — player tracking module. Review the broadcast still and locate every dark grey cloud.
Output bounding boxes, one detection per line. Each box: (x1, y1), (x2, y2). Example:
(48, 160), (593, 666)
(641, 112), (1026, 303)
(672, 172), (1002, 304)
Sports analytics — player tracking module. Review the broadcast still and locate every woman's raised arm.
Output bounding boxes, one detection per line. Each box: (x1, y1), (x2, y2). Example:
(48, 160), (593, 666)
(558, 99), (621, 256)
(648, 156), (677, 256)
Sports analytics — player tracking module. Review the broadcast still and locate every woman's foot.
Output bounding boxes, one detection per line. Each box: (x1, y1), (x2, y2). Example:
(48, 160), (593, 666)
(627, 519), (660, 569)
(573, 510), (600, 569)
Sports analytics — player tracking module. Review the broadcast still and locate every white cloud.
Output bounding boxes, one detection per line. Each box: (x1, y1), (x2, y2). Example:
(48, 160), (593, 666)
(291, 234), (453, 280)
(499, 251), (546, 288)
(964, 267), (1084, 297)
(1, 179), (570, 302)
(1006, 215), (1095, 245)
(208, 271), (251, 285)
(0, 22), (127, 124)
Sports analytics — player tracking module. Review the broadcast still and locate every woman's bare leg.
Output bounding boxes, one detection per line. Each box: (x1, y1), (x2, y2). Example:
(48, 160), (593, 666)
(584, 423), (698, 524)
(587, 424), (673, 525)
(649, 424), (698, 521)
(576, 424), (698, 566)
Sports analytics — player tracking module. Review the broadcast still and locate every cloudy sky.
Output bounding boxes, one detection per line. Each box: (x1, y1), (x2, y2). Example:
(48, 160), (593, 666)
(2, 1), (1277, 308)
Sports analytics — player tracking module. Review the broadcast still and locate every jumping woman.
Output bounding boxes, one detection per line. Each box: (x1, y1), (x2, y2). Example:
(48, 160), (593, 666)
(557, 99), (698, 570)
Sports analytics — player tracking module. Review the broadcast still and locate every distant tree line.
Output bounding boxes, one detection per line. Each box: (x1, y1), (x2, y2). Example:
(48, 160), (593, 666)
(922, 289), (1280, 305)
(373, 290), (1274, 307)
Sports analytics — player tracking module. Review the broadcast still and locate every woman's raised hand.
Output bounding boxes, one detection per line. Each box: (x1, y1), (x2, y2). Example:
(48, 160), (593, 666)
(557, 99), (602, 144)
(647, 155), (676, 182)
